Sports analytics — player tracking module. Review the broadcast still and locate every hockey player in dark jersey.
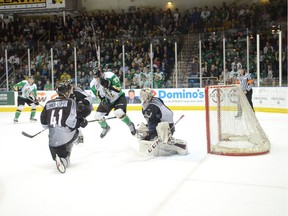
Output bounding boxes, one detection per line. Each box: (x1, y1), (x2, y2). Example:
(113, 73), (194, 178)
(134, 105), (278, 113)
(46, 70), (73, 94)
(40, 83), (88, 173)
(90, 68), (136, 138)
(67, 80), (93, 143)
(136, 88), (188, 156)
(68, 80), (93, 118)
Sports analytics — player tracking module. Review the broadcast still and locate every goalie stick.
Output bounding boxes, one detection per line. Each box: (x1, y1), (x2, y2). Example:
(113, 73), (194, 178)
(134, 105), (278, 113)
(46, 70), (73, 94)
(22, 128), (47, 138)
(147, 114), (184, 154)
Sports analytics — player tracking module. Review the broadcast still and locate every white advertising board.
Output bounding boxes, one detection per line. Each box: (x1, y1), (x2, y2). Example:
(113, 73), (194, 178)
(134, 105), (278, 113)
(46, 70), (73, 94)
(1, 87), (287, 113)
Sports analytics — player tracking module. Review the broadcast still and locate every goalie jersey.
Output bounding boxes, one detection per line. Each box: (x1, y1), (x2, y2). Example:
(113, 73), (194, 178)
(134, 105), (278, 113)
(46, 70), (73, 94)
(142, 97), (174, 138)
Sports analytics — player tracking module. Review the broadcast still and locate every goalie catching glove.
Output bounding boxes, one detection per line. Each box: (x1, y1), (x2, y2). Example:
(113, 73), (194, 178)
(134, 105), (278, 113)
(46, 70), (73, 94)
(136, 123), (157, 140)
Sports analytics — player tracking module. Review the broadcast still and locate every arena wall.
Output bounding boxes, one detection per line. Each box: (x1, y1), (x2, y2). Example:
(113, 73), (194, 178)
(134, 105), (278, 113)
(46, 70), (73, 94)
(0, 87), (287, 114)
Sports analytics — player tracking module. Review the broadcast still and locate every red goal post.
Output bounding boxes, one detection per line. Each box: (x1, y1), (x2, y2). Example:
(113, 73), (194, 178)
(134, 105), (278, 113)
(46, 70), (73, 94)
(205, 84), (270, 156)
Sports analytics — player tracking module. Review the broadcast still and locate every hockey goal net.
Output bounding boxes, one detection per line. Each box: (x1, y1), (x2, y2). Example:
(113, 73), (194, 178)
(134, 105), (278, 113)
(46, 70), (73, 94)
(205, 84), (270, 156)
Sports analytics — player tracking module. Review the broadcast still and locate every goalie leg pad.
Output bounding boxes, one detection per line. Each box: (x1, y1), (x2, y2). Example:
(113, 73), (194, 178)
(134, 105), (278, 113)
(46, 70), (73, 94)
(168, 138), (189, 155)
(156, 122), (172, 144)
(139, 138), (188, 156)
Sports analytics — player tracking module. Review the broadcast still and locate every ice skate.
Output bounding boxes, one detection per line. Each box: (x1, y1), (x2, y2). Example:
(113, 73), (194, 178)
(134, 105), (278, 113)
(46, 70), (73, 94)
(30, 117), (37, 122)
(128, 122), (136, 135)
(55, 154), (66, 173)
(100, 125), (110, 138)
(13, 118), (18, 123)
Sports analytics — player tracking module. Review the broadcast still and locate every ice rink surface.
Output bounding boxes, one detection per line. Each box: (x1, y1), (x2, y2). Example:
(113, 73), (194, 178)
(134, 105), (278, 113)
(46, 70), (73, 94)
(0, 110), (287, 216)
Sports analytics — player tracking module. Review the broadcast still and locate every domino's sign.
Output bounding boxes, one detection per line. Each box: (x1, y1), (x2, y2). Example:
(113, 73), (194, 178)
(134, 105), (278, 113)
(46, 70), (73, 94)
(154, 88), (205, 105)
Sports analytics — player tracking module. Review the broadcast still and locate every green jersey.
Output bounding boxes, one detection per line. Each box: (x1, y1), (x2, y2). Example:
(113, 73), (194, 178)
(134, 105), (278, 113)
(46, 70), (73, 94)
(13, 80), (37, 100)
(90, 71), (124, 104)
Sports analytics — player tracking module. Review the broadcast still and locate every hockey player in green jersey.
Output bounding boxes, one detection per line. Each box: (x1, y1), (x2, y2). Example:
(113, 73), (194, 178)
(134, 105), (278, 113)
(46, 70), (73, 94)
(90, 68), (136, 138)
(13, 76), (39, 123)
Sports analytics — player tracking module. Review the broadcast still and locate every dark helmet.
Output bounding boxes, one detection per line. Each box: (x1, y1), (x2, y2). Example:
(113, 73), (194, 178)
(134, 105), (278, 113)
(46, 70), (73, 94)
(56, 83), (71, 97)
(93, 68), (102, 78)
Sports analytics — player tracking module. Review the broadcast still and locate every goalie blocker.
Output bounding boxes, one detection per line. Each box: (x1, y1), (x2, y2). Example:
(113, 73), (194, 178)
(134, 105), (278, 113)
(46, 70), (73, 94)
(137, 122), (188, 156)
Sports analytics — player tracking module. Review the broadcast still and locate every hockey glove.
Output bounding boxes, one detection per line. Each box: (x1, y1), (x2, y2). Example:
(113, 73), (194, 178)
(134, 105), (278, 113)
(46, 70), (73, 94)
(136, 122), (149, 139)
(28, 96), (38, 104)
(76, 117), (88, 128)
(34, 99), (39, 105)
(80, 118), (88, 128)
(100, 78), (110, 89)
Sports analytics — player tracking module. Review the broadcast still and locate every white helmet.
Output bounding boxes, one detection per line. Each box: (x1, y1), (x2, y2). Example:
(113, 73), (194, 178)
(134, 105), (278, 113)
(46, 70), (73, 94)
(140, 88), (153, 103)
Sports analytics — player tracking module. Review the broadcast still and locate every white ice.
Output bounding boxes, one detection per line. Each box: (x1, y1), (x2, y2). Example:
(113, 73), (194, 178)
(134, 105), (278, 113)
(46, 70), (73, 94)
(0, 110), (287, 216)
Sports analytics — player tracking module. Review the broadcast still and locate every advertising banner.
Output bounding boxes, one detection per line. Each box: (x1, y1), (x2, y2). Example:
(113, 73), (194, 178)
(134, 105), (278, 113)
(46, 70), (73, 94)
(0, 88), (287, 113)
(0, 0), (65, 10)
(252, 87), (288, 109)
(46, 0), (65, 9)
(0, 0), (46, 9)
(0, 91), (14, 105)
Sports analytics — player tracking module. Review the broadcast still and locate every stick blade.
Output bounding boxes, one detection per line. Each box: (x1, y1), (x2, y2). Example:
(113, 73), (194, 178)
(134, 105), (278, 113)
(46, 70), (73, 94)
(21, 131), (34, 138)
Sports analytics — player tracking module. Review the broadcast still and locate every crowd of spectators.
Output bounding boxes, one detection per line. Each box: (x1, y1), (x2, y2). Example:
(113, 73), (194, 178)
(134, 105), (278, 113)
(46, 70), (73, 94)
(188, 0), (287, 86)
(0, 0), (287, 90)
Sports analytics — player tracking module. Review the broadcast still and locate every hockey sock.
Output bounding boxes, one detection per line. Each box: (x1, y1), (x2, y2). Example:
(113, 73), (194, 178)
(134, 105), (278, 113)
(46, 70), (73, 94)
(98, 120), (108, 128)
(30, 108), (36, 118)
(120, 115), (132, 125)
(15, 110), (21, 119)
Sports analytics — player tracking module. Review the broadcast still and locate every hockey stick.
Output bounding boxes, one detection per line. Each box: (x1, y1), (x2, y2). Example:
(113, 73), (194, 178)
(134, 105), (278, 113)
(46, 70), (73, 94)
(22, 128), (47, 138)
(147, 114), (185, 154)
(88, 116), (117, 123)
(22, 116), (117, 137)
(27, 97), (44, 108)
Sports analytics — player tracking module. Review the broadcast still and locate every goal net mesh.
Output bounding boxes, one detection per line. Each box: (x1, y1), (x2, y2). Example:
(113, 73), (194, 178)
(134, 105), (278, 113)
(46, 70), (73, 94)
(205, 85), (270, 156)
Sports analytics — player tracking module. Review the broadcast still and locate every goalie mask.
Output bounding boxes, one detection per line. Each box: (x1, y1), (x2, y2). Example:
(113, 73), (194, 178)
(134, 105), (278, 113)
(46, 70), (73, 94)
(140, 88), (153, 103)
